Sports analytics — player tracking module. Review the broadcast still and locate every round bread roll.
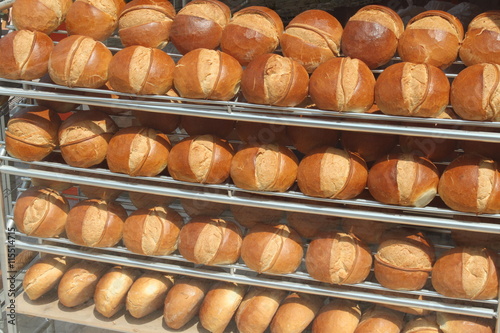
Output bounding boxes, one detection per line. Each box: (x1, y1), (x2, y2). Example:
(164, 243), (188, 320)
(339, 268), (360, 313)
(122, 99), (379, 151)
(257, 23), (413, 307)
(65, 199), (127, 248)
(398, 10), (463, 69)
(5, 106), (61, 162)
(287, 125), (339, 155)
(123, 205), (183, 256)
(438, 154), (500, 214)
(306, 231), (372, 285)
(181, 116), (235, 139)
(230, 205), (283, 229)
(118, 0), (176, 48)
(353, 305), (404, 333)
(236, 121), (290, 146)
(12, 0), (72, 34)
(178, 216), (242, 265)
(199, 282), (246, 333)
(66, 0), (125, 41)
(375, 62), (450, 118)
(79, 184), (122, 202)
(181, 198), (228, 218)
(309, 57), (375, 113)
(341, 217), (389, 245)
(128, 191), (174, 209)
(94, 266), (141, 318)
(436, 312), (494, 333)
(58, 260), (109, 308)
(312, 299), (361, 333)
(432, 246), (499, 300)
(341, 5), (403, 69)
(58, 110), (118, 168)
(459, 11), (500, 66)
(133, 111), (180, 134)
(220, 6), (283, 66)
(35, 74), (81, 114)
(450, 63), (500, 121)
(48, 35), (112, 88)
(0, 30), (53, 81)
(126, 271), (174, 318)
(270, 292), (323, 333)
(14, 186), (69, 238)
(341, 130), (398, 163)
(170, 0), (230, 54)
(230, 143), (299, 192)
(23, 255), (73, 301)
(107, 126), (171, 177)
(297, 146), (368, 200)
(374, 228), (435, 291)
(30, 159), (73, 192)
(367, 153), (440, 207)
(163, 277), (211, 329)
(460, 127), (500, 161)
(280, 9), (343, 73)
(167, 134), (234, 184)
(241, 224), (303, 274)
(451, 216), (500, 252)
(287, 211), (340, 239)
(403, 315), (440, 333)
(235, 287), (287, 333)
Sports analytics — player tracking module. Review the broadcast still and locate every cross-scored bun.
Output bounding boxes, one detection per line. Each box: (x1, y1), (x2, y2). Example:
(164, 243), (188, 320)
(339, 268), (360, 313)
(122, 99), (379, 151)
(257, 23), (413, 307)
(459, 11), (500, 66)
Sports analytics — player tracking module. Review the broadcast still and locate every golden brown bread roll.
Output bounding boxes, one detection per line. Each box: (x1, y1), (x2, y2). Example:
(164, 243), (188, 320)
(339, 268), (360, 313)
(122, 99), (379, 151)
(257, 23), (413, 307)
(181, 116), (235, 139)
(12, 0), (72, 34)
(312, 299), (361, 333)
(126, 271), (174, 318)
(459, 11), (500, 66)
(287, 212), (340, 239)
(236, 121), (290, 146)
(287, 124), (339, 155)
(403, 315), (440, 333)
(230, 205), (283, 229)
(128, 191), (174, 209)
(23, 255), (73, 301)
(354, 306), (404, 333)
(436, 312), (495, 333)
(181, 198), (228, 218)
(270, 293), (323, 333)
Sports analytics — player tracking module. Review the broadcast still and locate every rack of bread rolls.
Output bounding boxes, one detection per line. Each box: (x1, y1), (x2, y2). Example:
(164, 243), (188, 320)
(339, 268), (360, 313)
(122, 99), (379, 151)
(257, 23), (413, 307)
(1, 0), (500, 332)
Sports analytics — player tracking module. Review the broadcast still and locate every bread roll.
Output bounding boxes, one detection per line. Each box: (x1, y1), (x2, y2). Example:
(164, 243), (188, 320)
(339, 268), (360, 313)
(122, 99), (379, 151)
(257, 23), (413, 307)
(236, 121), (290, 146)
(309, 57), (375, 112)
(241, 224), (303, 274)
(287, 212), (340, 239)
(178, 216), (242, 265)
(58, 260), (109, 308)
(459, 11), (500, 66)
(30, 160), (73, 192)
(353, 305), (404, 333)
(181, 116), (235, 139)
(79, 184), (122, 202)
(451, 216), (500, 252)
(65, 199), (127, 248)
(12, 0), (72, 34)
(436, 312), (494, 333)
(341, 131), (398, 163)
(199, 282), (246, 333)
(35, 74), (80, 114)
(126, 271), (174, 318)
(106, 126), (171, 177)
(181, 198), (228, 218)
(341, 5), (403, 69)
(14, 186), (69, 238)
(312, 299), (361, 333)
(5, 106), (61, 162)
(163, 277), (211, 329)
(86, 81), (132, 115)
(403, 315), (440, 333)
(270, 293), (323, 333)
(170, 0), (230, 54)
(133, 91), (180, 133)
(94, 266), (141, 318)
(341, 217), (389, 245)
(235, 287), (287, 333)
(287, 125), (339, 155)
(460, 127), (500, 161)
(118, 0), (176, 48)
(230, 205), (283, 229)
(220, 6), (283, 66)
(128, 191), (174, 209)
(23, 255), (73, 300)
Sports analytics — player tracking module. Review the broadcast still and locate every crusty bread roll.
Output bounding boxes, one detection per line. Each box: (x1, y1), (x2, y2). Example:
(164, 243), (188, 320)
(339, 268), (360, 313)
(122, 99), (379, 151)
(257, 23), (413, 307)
(5, 106), (61, 162)
(94, 266), (141, 318)
(65, 199), (127, 248)
(287, 125), (339, 155)
(79, 184), (122, 202)
(287, 211), (340, 239)
(181, 198), (228, 218)
(270, 293), (323, 333)
(14, 186), (69, 238)
(12, 0), (72, 34)
(35, 74), (81, 114)
(236, 121), (290, 146)
(48, 35), (112, 89)
(432, 246), (499, 300)
(436, 312), (494, 333)
(309, 57), (375, 112)
(126, 271), (174, 318)
(341, 5), (403, 69)
(23, 255), (73, 301)
(312, 299), (361, 333)
(220, 6), (283, 66)
(281, 9), (342, 73)
(353, 305), (404, 333)
(181, 116), (235, 139)
(459, 11), (500, 66)
(230, 205), (283, 229)
(170, 0), (230, 54)
(235, 287), (287, 333)
(403, 315), (440, 333)
(241, 224), (303, 274)
(128, 191), (174, 209)
(163, 277), (211, 329)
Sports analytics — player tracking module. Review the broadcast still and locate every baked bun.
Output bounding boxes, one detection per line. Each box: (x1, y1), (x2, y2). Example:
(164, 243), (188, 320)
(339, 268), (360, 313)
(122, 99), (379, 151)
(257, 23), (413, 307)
(312, 299), (361, 333)
(181, 198), (228, 218)
(230, 205), (283, 229)
(170, 0), (230, 54)
(108, 46), (175, 95)
(230, 143), (299, 192)
(12, 0), (72, 34)
(167, 134), (234, 184)
(107, 126), (171, 177)
(30, 158), (73, 192)
(236, 121), (290, 146)
(181, 116), (235, 139)
(281, 9), (343, 73)
(436, 312), (494, 333)
(451, 216), (500, 252)
(220, 6), (283, 66)
(341, 5), (403, 69)
(403, 315), (440, 333)
(128, 191), (174, 209)
(460, 127), (500, 161)
(342, 217), (389, 245)
(297, 146), (368, 200)
(309, 57), (375, 112)
(66, 0), (125, 41)
(65, 199), (127, 248)
(367, 153), (440, 207)
(451, 63), (500, 121)
(5, 106), (61, 162)
(241, 224), (303, 274)
(48, 35), (112, 88)
(374, 228), (435, 290)
(23, 255), (73, 300)
(270, 293), (323, 333)
(0, 30), (53, 81)
(123, 205), (183, 256)
(398, 10), (463, 69)
(178, 216), (242, 265)
(459, 11), (500, 66)
(118, 0), (175, 48)
(14, 186), (69, 238)
(132, 91), (180, 133)
(287, 124), (339, 155)
(79, 184), (122, 202)
(354, 306), (404, 333)
(375, 62), (450, 118)
(126, 271), (174, 318)
(438, 154), (500, 214)
(306, 231), (372, 285)
(287, 212), (340, 239)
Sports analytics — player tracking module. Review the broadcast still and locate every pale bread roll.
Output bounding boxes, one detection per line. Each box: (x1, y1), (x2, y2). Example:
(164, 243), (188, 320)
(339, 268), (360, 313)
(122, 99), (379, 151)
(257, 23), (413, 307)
(126, 271), (174, 318)
(23, 255), (73, 301)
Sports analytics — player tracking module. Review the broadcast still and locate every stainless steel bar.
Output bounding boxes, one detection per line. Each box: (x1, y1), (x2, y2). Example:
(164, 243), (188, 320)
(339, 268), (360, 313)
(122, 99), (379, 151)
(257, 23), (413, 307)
(0, 0), (14, 11)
